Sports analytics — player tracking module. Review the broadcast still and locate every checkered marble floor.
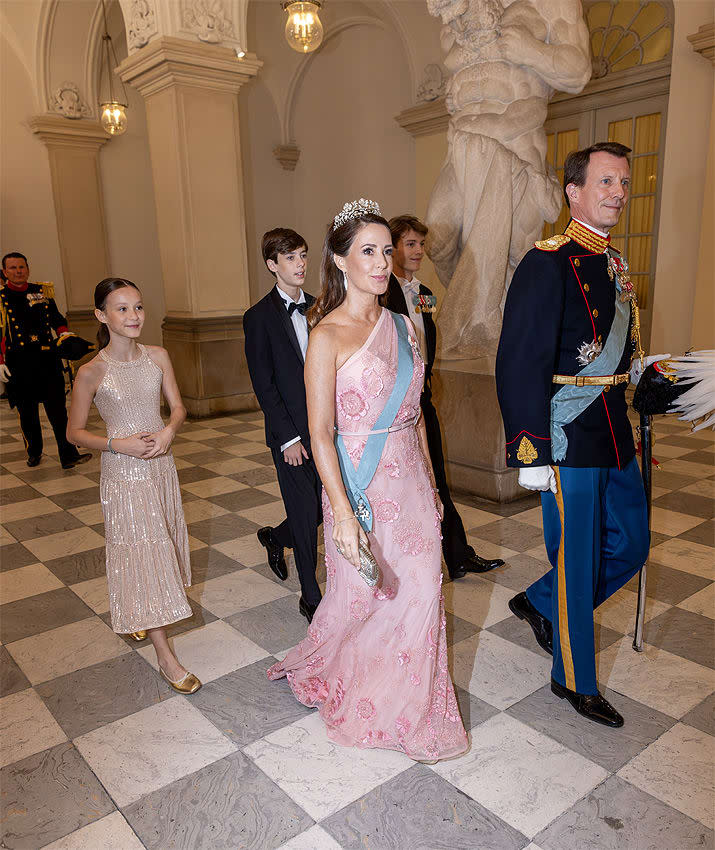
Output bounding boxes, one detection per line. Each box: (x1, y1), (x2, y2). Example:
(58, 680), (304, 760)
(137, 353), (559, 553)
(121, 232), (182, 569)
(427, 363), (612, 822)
(1, 399), (713, 849)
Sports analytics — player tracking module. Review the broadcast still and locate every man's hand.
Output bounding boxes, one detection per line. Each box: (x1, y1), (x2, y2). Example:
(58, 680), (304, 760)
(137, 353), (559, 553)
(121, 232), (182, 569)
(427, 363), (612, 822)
(0, 364), (11, 382)
(518, 465), (557, 494)
(630, 354), (671, 386)
(283, 441), (309, 466)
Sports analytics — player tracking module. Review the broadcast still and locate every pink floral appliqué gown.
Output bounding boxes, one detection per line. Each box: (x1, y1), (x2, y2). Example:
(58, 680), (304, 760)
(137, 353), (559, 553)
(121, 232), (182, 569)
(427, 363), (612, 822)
(267, 309), (468, 761)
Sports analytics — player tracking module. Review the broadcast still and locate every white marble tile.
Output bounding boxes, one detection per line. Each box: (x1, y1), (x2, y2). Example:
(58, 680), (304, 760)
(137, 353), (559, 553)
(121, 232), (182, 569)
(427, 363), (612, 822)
(31, 475), (96, 496)
(680, 478), (715, 499)
(0, 472), (24, 488)
(651, 443), (694, 459)
(171, 457), (195, 470)
(3, 458), (62, 474)
(182, 427), (232, 441)
(594, 587), (670, 633)
(597, 637), (715, 718)
(137, 619), (268, 683)
(523, 542), (551, 563)
(74, 696), (238, 807)
(187, 567), (292, 617)
(0, 524), (16, 545)
(213, 533), (268, 567)
(0, 563), (63, 604)
(68, 502), (105, 526)
(453, 503), (499, 529)
(511, 507), (543, 528)
(244, 711), (411, 821)
(181, 499), (229, 524)
(188, 534), (208, 551)
(677, 583), (715, 618)
(201, 456), (263, 475)
(0, 688), (67, 767)
(649, 507), (706, 537)
(22, 527), (106, 563)
(658, 458), (715, 478)
(7, 617), (131, 685)
(41, 812), (145, 850)
(238, 501), (288, 528)
(278, 825), (343, 850)
(182, 476), (246, 498)
(0, 496), (63, 524)
(443, 575), (513, 629)
(240, 429), (268, 443)
(171, 441), (212, 457)
(256, 481), (282, 497)
(70, 576), (110, 614)
(466, 536), (520, 562)
(222, 441), (269, 457)
(431, 713), (607, 838)
(450, 631), (551, 710)
(648, 538), (714, 580)
(618, 723), (714, 829)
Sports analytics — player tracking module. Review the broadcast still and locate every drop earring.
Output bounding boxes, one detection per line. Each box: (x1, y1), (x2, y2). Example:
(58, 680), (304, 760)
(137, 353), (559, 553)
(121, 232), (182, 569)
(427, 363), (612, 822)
(343, 271), (349, 291)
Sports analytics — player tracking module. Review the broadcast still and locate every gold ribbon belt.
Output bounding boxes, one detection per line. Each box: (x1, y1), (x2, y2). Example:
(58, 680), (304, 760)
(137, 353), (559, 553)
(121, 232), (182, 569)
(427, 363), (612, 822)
(552, 373), (629, 387)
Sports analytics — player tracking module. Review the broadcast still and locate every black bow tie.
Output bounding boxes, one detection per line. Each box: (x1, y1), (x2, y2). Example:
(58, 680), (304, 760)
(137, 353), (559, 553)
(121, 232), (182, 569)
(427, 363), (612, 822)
(287, 301), (308, 317)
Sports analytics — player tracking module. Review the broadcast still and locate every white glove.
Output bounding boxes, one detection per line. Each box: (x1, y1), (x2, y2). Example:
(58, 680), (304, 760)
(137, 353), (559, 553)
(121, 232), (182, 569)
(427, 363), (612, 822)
(0, 364), (11, 381)
(630, 354), (671, 385)
(518, 465), (557, 494)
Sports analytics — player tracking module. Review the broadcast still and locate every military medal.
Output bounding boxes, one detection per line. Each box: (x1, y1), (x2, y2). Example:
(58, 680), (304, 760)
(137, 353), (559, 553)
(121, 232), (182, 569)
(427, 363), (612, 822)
(27, 292), (48, 307)
(607, 253), (635, 302)
(412, 293), (437, 314)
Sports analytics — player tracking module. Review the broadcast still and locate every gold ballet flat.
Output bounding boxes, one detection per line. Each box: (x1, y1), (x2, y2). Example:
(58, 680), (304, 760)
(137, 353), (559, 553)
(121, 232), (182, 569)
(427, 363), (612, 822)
(159, 666), (202, 694)
(129, 631), (147, 641)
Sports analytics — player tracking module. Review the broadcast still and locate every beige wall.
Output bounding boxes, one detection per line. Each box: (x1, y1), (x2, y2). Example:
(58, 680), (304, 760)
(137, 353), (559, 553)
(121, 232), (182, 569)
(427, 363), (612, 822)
(651, 0), (714, 354)
(690, 82), (714, 350)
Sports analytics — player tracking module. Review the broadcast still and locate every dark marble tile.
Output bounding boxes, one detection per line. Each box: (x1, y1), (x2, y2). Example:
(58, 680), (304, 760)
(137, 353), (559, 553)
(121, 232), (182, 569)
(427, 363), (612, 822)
(469, 518), (544, 552)
(0, 542), (39, 572)
(0, 484), (42, 506)
(192, 435), (252, 450)
(13, 464), (79, 483)
(253, 561), (304, 594)
(180, 449), (236, 467)
(191, 658), (312, 746)
(653, 490), (714, 519)
(212, 421), (259, 435)
(624, 561), (711, 605)
(0, 448), (29, 464)
(177, 466), (216, 485)
(454, 490), (541, 518)
(187, 514), (261, 544)
(48, 486), (100, 510)
(679, 449), (715, 465)
(446, 611), (480, 647)
(35, 652), (172, 739)
(322, 764), (527, 850)
(647, 530), (670, 550)
(242, 451), (274, 466)
(507, 684), (675, 772)
(207, 487), (278, 512)
(681, 692), (715, 737)
(101, 597), (216, 645)
(2, 510), (84, 543)
(44, 546), (106, 584)
(0, 742), (115, 848)
(642, 607), (714, 669)
(0, 644), (31, 696)
(454, 684), (498, 731)
(655, 434), (711, 450)
(677, 518), (714, 548)
(487, 614), (622, 658)
(651, 471), (700, 491)
(124, 752), (311, 850)
(0, 587), (94, 643)
(189, 546), (244, 584)
(228, 466), (278, 486)
(535, 775), (713, 850)
(226, 594), (309, 654)
(479, 552), (549, 592)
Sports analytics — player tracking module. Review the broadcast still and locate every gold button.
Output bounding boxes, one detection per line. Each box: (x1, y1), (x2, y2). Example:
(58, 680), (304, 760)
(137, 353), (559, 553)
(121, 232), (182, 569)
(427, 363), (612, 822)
(603, 385), (610, 392)
(583, 284), (590, 292)
(573, 258), (581, 267)
(598, 334), (602, 342)
(593, 308), (599, 318)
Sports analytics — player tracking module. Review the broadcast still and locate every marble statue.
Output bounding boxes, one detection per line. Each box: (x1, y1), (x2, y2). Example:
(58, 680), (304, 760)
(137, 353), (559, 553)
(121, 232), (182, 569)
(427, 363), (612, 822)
(425, 0), (591, 358)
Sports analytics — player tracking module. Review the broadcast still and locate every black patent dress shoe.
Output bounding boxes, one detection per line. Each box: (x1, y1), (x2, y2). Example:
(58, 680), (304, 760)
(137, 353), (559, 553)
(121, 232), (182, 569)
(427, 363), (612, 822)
(508, 591), (553, 655)
(299, 597), (319, 623)
(551, 679), (624, 728)
(452, 553), (505, 579)
(61, 453), (91, 470)
(26, 455), (42, 467)
(257, 526), (288, 580)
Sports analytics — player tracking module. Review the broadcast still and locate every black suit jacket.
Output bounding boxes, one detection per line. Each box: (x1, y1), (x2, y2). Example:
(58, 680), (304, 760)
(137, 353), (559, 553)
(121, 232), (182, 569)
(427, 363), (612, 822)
(243, 286), (315, 451)
(383, 273), (437, 391)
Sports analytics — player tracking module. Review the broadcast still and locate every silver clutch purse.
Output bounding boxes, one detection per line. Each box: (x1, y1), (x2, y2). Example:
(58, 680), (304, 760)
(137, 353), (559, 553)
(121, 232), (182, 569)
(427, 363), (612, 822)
(358, 540), (381, 587)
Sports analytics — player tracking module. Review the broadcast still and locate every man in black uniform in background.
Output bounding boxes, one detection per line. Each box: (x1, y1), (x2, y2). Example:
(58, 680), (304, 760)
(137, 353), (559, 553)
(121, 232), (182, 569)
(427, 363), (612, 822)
(384, 216), (503, 580)
(0, 252), (90, 469)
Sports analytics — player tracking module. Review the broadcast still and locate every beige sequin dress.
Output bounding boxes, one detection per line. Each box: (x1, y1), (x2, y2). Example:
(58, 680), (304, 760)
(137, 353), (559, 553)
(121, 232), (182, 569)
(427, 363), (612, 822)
(94, 344), (192, 633)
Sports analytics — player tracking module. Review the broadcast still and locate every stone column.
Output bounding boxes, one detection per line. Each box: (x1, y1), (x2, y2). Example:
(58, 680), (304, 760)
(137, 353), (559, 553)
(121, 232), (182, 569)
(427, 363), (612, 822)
(117, 37), (261, 416)
(29, 116), (111, 341)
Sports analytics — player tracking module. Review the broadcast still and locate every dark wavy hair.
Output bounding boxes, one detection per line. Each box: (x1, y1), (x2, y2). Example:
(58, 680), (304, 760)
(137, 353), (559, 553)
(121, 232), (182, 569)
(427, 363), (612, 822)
(307, 212), (390, 329)
(94, 277), (141, 349)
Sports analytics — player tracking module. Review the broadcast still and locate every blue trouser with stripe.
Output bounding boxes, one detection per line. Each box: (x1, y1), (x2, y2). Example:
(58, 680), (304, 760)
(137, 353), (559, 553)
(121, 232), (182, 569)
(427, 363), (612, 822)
(525, 458), (649, 695)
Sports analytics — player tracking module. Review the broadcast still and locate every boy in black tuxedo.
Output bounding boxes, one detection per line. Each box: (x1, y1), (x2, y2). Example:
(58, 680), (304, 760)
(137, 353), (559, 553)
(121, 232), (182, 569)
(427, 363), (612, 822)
(383, 215), (503, 580)
(244, 229), (322, 622)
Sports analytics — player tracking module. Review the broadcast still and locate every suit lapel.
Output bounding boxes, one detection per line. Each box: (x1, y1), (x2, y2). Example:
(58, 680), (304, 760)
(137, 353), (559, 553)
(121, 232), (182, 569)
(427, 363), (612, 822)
(387, 274), (408, 315)
(269, 286), (304, 364)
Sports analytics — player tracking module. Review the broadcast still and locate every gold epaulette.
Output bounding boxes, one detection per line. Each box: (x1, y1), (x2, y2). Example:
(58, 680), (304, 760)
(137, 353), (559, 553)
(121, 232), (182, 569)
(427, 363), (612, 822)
(38, 281), (55, 299)
(534, 235), (570, 251)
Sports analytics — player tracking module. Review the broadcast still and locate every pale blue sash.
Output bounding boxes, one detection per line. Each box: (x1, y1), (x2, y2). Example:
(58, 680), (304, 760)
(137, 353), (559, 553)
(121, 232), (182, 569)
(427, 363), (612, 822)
(550, 275), (630, 462)
(335, 311), (414, 532)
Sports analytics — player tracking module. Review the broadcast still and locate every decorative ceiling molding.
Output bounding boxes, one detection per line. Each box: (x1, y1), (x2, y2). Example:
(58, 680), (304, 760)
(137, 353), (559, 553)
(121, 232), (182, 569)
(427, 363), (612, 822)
(36, 0), (60, 112)
(688, 22), (715, 66)
(182, 0), (234, 44)
(126, 0), (158, 50)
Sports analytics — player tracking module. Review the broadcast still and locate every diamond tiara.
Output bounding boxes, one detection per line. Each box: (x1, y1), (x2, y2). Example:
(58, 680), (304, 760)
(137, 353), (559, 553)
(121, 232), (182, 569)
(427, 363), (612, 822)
(332, 198), (382, 230)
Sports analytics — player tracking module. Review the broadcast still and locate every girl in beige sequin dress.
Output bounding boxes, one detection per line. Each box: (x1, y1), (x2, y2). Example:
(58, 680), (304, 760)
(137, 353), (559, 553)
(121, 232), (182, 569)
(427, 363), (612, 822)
(67, 278), (200, 693)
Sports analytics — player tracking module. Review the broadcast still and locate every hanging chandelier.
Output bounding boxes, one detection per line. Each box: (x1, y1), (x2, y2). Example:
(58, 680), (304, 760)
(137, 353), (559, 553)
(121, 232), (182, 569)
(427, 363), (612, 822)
(99, 0), (129, 136)
(282, 0), (324, 54)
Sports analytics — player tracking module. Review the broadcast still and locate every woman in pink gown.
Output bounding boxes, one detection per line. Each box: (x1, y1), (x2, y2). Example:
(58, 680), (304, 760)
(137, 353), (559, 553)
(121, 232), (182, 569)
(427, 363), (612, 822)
(268, 200), (468, 762)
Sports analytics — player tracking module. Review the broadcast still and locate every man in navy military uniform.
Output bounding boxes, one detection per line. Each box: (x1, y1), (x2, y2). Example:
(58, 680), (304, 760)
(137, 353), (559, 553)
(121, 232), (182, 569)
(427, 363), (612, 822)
(385, 215), (503, 580)
(496, 142), (664, 728)
(0, 252), (91, 469)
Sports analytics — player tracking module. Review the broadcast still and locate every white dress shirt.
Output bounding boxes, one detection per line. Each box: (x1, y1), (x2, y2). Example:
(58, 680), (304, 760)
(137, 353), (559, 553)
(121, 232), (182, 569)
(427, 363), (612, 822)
(276, 285), (308, 452)
(397, 275), (427, 363)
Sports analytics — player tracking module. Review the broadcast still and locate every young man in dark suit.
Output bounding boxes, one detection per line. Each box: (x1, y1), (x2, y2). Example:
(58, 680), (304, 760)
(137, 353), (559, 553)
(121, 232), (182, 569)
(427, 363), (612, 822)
(384, 215), (503, 580)
(243, 229), (322, 623)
